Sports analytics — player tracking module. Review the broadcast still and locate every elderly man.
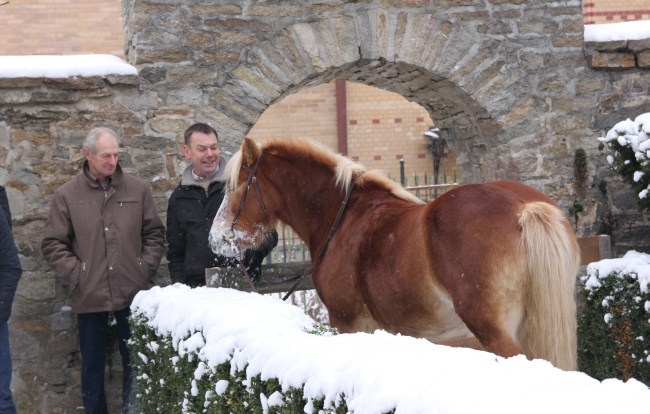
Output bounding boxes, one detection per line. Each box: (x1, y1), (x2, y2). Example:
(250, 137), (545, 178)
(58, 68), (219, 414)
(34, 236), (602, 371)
(42, 127), (165, 414)
(166, 123), (277, 288)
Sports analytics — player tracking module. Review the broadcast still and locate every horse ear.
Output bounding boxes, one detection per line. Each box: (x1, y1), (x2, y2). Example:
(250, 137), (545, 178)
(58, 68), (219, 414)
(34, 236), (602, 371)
(241, 137), (259, 167)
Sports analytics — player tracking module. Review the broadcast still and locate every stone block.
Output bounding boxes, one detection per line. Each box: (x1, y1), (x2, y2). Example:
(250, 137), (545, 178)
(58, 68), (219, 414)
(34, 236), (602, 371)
(214, 31), (259, 49)
(487, 0), (527, 4)
(169, 66), (217, 84)
(518, 51), (545, 73)
(334, 16), (361, 64)
(355, 9), (374, 60)
(435, 0), (478, 6)
(186, 4), (242, 15)
(562, 17), (584, 34)
(576, 77), (606, 95)
(517, 21), (559, 35)
(584, 40), (628, 52)
(194, 51), (238, 68)
(638, 51), (650, 68)
(134, 31), (181, 47)
(16, 272), (56, 301)
(629, 38), (650, 52)
(249, 4), (302, 17)
(401, 14), (437, 66)
(372, 9), (389, 60)
(432, 26), (475, 76)
(231, 65), (281, 101)
(465, 60), (506, 94)
(105, 74), (140, 85)
(551, 114), (590, 135)
(0, 78), (43, 88)
(587, 53), (636, 69)
(316, 19), (343, 67)
(0, 90), (31, 104)
(132, 48), (188, 65)
(148, 117), (191, 135)
(184, 32), (214, 48)
(552, 35), (583, 48)
(293, 23), (327, 73)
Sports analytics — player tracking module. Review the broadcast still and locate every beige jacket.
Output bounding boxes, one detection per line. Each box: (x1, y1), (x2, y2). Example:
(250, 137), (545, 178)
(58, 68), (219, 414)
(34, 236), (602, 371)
(42, 162), (164, 313)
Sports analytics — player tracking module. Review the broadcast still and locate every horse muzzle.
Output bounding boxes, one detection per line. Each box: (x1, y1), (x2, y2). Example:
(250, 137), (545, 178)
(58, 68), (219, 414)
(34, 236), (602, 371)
(208, 227), (240, 257)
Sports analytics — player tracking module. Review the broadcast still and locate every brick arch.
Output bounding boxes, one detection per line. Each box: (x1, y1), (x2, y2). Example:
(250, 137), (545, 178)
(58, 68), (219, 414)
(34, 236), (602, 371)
(215, 12), (507, 183)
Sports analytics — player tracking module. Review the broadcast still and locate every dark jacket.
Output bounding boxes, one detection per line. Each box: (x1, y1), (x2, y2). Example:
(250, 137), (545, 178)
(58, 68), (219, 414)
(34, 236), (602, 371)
(0, 185), (11, 229)
(41, 163), (165, 313)
(0, 206), (21, 323)
(166, 163), (277, 287)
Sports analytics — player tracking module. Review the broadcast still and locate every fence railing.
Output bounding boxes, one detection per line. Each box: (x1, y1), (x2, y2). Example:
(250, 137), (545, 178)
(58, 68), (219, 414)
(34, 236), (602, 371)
(404, 182), (458, 203)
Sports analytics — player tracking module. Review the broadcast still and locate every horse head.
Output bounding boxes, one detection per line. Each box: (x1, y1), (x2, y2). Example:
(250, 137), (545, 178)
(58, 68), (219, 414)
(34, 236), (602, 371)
(209, 137), (278, 258)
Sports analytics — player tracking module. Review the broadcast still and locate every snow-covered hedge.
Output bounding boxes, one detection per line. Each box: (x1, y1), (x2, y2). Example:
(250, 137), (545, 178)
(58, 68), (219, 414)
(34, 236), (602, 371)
(578, 251), (650, 385)
(598, 113), (650, 210)
(129, 285), (650, 413)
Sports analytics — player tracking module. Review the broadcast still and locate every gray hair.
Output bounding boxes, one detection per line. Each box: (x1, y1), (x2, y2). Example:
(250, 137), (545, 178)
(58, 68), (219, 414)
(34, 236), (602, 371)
(83, 127), (120, 155)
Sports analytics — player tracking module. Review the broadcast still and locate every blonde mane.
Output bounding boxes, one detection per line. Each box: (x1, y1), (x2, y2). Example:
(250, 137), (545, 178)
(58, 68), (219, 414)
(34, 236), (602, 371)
(225, 137), (424, 204)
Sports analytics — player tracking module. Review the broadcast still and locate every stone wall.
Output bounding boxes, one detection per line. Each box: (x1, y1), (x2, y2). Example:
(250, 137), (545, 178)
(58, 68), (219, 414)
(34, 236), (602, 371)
(1, 0), (649, 412)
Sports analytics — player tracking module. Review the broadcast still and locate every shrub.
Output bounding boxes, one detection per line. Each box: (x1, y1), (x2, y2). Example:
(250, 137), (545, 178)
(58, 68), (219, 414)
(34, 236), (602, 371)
(598, 113), (650, 211)
(128, 311), (348, 413)
(577, 251), (650, 385)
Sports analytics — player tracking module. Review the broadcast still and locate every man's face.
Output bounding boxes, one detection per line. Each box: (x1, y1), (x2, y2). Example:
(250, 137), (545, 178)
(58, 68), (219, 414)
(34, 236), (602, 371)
(183, 131), (220, 178)
(84, 133), (119, 182)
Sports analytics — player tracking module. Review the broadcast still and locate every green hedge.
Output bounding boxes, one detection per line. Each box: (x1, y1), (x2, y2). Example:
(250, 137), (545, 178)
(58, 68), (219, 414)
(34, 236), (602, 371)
(128, 315), (352, 413)
(578, 264), (650, 385)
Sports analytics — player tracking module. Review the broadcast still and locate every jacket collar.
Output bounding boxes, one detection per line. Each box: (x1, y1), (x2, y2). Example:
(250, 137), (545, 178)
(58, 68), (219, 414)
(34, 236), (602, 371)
(180, 156), (228, 187)
(82, 161), (124, 188)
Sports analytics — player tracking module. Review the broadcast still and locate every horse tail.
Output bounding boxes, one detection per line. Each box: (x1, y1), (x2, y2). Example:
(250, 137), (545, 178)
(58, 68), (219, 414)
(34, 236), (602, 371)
(518, 201), (579, 371)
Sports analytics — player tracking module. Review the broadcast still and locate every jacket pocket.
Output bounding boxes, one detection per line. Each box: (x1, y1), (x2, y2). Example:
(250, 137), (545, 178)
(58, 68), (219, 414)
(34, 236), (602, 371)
(75, 261), (88, 292)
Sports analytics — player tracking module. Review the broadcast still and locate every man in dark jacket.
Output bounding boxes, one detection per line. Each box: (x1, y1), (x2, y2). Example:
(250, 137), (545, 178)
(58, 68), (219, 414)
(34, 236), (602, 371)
(166, 123), (277, 288)
(0, 185), (10, 228)
(42, 127), (165, 414)
(0, 190), (21, 414)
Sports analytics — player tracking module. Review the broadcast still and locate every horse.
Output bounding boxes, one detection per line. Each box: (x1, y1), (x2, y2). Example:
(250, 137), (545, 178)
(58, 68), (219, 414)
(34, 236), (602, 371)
(209, 137), (580, 371)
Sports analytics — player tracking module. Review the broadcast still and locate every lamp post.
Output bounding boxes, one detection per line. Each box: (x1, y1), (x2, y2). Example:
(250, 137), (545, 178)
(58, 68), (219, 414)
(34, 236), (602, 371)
(424, 126), (446, 197)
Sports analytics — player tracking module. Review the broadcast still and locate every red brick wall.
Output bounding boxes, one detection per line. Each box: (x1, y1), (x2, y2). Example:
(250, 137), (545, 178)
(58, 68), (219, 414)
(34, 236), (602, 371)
(248, 82), (457, 186)
(0, 0), (125, 57)
(583, 0), (650, 24)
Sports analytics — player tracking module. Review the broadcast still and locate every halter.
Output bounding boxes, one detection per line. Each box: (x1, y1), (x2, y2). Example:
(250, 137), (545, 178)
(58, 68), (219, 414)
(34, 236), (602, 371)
(228, 148), (356, 299)
(231, 149), (269, 232)
(280, 177), (356, 300)
(230, 149), (269, 292)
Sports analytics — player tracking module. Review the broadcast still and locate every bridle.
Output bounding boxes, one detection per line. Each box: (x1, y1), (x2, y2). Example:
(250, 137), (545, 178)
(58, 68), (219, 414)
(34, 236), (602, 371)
(228, 149), (356, 300)
(231, 148), (268, 233)
(229, 148), (270, 292)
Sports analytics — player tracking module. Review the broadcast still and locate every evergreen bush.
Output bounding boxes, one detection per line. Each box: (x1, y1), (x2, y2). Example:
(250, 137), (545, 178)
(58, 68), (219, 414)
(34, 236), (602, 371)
(577, 253), (650, 385)
(128, 313), (351, 413)
(598, 113), (650, 211)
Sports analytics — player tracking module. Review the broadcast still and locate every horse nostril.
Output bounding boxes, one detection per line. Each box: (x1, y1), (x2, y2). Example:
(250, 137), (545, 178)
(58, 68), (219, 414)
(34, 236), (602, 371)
(223, 229), (235, 241)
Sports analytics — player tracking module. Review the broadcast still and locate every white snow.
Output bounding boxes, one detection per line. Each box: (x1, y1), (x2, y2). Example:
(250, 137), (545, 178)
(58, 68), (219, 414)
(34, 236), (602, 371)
(0, 54), (136, 78)
(131, 284), (650, 413)
(584, 20), (650, 42)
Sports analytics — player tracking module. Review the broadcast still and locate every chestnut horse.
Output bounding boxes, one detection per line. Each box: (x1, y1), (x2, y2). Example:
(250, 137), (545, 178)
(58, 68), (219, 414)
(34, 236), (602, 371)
(209, 137), (579, 371)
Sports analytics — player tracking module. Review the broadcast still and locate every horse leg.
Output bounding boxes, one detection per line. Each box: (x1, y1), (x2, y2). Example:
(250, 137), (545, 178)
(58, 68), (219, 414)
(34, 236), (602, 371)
(450, 263), (529, 360)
